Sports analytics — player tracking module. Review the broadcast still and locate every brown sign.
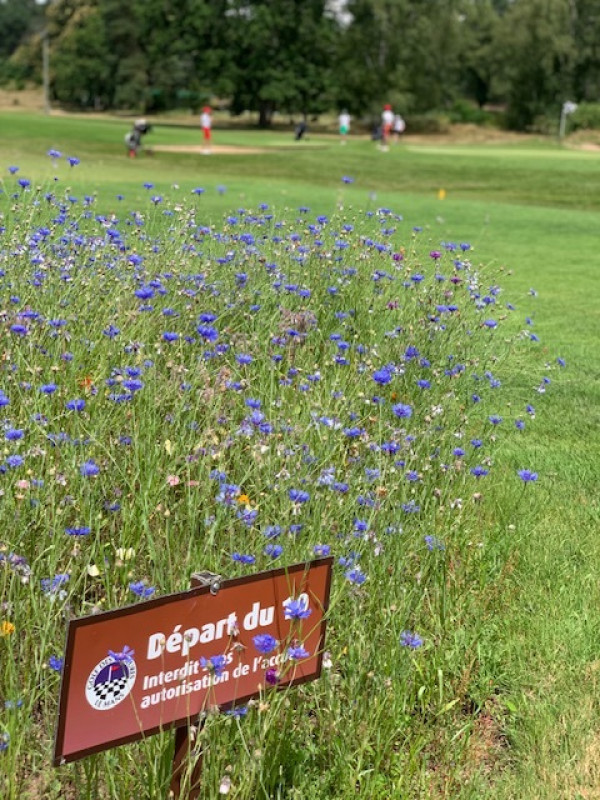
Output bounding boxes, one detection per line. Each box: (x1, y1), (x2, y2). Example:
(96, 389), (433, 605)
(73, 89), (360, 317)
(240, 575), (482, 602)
(54, 558), (332, 764)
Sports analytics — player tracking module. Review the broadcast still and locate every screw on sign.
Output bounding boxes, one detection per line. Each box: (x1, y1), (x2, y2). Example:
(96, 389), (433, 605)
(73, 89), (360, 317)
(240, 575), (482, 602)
(53, 558), (332, 798)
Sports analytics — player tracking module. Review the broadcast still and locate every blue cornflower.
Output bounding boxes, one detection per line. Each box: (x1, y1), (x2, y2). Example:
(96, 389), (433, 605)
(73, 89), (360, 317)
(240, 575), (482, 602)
(5, 429), (24, 441)
(108, 645), (135, 663)
(314, 544), (331, 557)
(488, 415), (502, 425)
(253, 634), (278, 654)
(10, 324), (27, 336)
(237, 507), (258, 527)
(66, 399), (85, 411)
(402, 500), (420, 513)
(483, 319), (497, 328)
(424, 535), (445, 551)
(345, 567), (366, 585)
(197, 325), (219, 342)
(372, 368), (393, 385)
(517, 469), (538, 482)
(65, 526), (91, 536)
(288, 644), (310, 661)
(399, 631), (423, 649)
(103, 324), (120, 338)
(392, 403), (412, 419)
(39, 384), (57, 395)
(123, 379), (144, 393)
(48, 655), (64, 672)
(263, 525), (282, 539)
(199, 654), (227, 677)
(470, 465), (489, 478)
(67, 157), (80, 167)
(264, 543), (283, 559)
(5, 455), (24, 469)
(225, 706), (248, 719)
(231, 553), (256, 565)
(41, 573), (69, 594)
(289, 488), (310, 504)
(47, 149), (62, 159)
(283, 597), (312, 620)
(162, 332), (179, 342)
(80, 459), (100, 477)
(129, 581), (155, 598)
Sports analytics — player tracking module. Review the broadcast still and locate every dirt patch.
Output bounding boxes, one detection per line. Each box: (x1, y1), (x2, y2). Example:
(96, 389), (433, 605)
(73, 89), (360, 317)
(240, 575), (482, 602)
(567, 142), (600, 152)
(152, 143), (269, 155)
(0, 86), (44, 111)
(403, 124), (536, 146)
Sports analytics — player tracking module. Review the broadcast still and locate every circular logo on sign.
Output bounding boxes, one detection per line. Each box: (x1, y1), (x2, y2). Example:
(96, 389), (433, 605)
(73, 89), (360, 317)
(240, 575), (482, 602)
(85, 656), (137, 711)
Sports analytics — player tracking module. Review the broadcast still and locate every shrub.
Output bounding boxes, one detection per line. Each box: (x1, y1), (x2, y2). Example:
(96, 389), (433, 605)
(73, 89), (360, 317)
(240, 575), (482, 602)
(569, 102), (600, 131)
(404, 111), (451, 134)
(448, 99), (496, 126)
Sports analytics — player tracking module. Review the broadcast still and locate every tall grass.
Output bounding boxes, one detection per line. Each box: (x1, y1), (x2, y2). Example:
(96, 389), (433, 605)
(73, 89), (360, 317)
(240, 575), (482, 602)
(0, 172), (563, 798)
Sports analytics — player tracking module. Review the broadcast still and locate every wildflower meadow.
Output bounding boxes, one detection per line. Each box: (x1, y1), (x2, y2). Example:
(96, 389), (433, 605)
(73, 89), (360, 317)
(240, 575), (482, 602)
(0, 134), (592, 799)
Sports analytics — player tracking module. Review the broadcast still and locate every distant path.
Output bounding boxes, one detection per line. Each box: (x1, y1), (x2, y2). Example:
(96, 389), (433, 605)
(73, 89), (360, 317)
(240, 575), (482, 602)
(152, 144), (268, 154)
(151, 143), (325, 154)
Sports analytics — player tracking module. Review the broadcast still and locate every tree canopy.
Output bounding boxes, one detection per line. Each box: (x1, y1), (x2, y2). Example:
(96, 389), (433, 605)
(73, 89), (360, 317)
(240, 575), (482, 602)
(0, 0), (596, 130)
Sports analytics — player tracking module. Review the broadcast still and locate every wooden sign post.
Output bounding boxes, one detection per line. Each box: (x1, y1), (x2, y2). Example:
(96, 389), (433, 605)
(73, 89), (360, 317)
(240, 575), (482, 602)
(54, 558), (333, 798)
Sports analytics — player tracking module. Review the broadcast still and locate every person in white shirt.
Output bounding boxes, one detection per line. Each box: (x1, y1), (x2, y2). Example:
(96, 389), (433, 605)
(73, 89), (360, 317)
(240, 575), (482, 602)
(338, 110), (351, 144)
(200, 106), (212, 153)
(381, 104), (394, 150)
(393, 114), (406, 143)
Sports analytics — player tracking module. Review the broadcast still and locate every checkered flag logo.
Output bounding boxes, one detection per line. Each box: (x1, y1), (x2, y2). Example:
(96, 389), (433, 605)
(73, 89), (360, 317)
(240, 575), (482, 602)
(85, 656), (137, 711)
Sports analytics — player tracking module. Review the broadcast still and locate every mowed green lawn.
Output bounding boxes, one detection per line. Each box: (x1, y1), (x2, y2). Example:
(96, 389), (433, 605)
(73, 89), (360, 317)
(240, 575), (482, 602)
(2, 111), (600, 798)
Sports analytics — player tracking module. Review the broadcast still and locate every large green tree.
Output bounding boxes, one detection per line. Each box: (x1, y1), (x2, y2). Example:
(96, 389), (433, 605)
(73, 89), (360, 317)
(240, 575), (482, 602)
(497, 0), (575, 129)
(0, 0), (41, 59)
(570, 0), (600, 102)
(333, 0), (411, 116)
(226, 0), (337, 126)
(458, 0), (505, 108)
(47, 1), (113, 108)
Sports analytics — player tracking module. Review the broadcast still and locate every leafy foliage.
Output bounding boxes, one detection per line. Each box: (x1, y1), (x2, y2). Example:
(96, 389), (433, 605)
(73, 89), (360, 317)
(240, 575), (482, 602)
(2, 0), (599, 129)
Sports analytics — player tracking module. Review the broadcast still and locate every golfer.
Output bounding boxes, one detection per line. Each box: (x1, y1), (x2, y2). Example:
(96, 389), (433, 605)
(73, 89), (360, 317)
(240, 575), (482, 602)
(381, 104), (394, 150)
(338, 109), (351, 144)
(200, 106), (212, 153)
(393, 114), (406, 143)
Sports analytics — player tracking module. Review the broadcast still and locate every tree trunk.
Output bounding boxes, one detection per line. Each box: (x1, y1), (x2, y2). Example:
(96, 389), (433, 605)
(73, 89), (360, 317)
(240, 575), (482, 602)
(258, 101), (273, 128)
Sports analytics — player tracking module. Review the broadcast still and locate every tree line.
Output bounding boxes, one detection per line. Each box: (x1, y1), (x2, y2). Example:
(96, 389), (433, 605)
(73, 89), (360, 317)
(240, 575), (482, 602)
(2, 0), (600, 130)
